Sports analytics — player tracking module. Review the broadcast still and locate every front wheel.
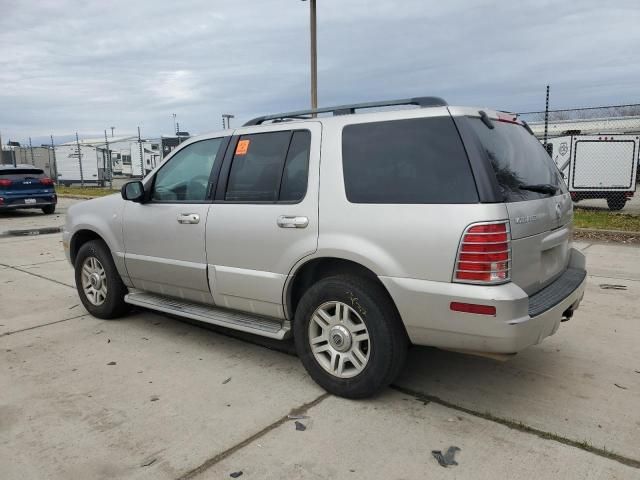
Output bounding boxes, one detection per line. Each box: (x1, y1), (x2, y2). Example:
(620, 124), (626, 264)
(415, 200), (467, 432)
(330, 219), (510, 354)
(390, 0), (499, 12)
(293, 275), (407, 398)
(74, 240), (130, 319)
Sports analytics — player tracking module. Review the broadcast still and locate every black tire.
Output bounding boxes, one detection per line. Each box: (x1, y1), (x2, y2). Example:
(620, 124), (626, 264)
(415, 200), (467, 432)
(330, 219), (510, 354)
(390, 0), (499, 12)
(42, 204), (56, 214)
(74, 239), (130, 319)
(293, 275), (408, 399)
(607, 195), (626, 211)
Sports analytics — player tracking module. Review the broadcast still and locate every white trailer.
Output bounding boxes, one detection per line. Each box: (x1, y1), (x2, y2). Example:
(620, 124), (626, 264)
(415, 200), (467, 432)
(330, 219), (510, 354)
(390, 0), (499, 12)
(130, 140), (161, 177)
(54, 143), (107, 186)
(546, 134), (639, 210)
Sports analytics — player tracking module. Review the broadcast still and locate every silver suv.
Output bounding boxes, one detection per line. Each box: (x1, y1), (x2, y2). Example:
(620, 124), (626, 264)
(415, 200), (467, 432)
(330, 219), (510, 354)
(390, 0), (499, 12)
(63, 97), (587, 398)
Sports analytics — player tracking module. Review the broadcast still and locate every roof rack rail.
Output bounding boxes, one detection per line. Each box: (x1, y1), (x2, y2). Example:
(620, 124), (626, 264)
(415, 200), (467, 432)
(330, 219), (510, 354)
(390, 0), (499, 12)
(243, 96), (448, 126)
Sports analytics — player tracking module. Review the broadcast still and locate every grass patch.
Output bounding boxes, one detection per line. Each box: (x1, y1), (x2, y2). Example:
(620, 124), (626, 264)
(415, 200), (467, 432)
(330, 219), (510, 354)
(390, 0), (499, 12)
(56, 186), (118, 197)
(574, 209), (640, 232)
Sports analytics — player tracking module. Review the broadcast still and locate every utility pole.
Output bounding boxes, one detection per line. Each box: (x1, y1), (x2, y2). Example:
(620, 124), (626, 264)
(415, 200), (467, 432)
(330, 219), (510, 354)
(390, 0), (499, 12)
(173, 113), (177, 134)
(104, 130), (113, 189)
(302, 0), (318, 110)
(75, 132), (84, 187)
(29, 137), (35, 165)
(50, 135), (58, 183)
(110, 126), (115, 137)
(137, 126), (144, 178)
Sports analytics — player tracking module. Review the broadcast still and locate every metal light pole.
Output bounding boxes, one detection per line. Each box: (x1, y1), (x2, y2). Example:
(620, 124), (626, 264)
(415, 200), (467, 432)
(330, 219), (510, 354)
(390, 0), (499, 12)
(110, 126), (115, 137)
(222, 114), (234, 129)
(302, 0), (318, 111)
(172, 113), (177, 134)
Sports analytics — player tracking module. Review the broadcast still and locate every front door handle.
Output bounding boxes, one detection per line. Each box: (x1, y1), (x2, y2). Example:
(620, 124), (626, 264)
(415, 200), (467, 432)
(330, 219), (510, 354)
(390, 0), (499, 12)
(177, 213), (200, 224)
(277, 215), (309, 228)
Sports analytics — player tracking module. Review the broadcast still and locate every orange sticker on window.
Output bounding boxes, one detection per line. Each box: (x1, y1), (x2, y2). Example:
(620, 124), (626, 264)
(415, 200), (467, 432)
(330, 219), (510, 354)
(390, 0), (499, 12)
(235, 139), (250, 155)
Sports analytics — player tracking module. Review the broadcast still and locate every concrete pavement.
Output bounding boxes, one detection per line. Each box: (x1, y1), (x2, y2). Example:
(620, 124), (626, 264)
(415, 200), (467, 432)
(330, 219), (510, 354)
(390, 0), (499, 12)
(1, 200), (639, 479)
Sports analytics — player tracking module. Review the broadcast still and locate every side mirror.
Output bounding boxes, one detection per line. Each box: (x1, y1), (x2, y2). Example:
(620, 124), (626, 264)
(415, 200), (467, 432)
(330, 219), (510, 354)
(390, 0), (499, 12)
(121, 181), (145, 203)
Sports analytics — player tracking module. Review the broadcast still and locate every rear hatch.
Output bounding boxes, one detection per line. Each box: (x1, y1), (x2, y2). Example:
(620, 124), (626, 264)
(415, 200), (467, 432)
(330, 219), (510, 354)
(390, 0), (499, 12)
(464, 114), (572, 295)
(0, 168), (55, 201)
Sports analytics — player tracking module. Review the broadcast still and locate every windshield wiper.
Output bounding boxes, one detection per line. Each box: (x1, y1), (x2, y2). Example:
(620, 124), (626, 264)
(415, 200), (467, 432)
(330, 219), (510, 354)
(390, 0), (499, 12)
(518, 183), (557, 195)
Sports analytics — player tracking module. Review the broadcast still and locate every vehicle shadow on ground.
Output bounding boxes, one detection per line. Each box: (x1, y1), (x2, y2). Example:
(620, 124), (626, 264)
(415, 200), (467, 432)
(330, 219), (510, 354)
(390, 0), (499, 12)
(125, 307), (557, 409)
(395, 344), (562, 411)
(0, 210), (48, 219)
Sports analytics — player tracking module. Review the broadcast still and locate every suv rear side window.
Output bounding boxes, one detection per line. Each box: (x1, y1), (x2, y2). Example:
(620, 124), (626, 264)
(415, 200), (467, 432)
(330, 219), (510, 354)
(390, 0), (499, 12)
(466, 118), (565, 202)
(342, 117), (478, 204)
(225, 130), (310, 202)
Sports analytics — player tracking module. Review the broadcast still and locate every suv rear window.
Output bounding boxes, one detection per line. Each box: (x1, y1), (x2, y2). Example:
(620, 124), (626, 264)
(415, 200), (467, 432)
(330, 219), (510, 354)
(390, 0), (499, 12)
(342, 117), (478, 204)
(0, 168), (45, 180)
(465, 118), (564, 202)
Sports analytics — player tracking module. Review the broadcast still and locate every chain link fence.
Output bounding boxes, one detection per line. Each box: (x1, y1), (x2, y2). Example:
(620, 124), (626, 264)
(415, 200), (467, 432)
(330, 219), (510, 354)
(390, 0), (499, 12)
(518, 105), (640, 211)
(0, 129), (188, 189)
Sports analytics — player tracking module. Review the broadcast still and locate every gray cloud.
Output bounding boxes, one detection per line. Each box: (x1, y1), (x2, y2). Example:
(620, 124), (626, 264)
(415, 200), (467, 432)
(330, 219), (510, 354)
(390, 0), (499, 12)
(1, 0), (639, 142)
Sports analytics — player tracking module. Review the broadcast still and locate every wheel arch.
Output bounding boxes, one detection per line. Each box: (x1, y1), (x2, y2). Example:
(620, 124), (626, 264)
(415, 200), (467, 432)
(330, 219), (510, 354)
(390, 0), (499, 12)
(69, 229), (106, 265)
(285, 256), (404, 330)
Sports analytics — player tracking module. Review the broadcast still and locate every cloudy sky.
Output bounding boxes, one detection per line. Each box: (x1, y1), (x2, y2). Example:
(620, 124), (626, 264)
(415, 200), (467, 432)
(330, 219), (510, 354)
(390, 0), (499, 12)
(1, 0), (639, 143)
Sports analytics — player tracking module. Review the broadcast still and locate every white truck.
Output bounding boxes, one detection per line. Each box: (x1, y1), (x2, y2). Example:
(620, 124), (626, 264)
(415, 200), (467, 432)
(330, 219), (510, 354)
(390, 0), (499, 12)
(546, 134), (639, 210)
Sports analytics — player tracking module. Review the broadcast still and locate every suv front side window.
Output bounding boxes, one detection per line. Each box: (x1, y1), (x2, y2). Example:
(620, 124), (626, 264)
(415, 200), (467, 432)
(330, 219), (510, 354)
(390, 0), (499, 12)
(152, 138), (223, 202)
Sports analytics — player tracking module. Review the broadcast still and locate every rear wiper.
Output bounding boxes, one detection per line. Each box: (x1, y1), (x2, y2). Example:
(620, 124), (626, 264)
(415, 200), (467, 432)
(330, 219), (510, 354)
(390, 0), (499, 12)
(518, 183), (557, 195)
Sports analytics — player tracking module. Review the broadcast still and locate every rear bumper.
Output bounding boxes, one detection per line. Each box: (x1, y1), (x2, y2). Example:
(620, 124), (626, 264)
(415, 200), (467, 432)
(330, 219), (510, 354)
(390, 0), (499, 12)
(380, 247), (587, 354)
(0, 192), (57, 210)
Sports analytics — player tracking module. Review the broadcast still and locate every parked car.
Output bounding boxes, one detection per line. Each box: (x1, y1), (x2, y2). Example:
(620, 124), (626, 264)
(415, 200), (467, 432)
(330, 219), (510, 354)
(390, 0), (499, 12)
(63, 97), (587, 398)
(0, 164), (57, 214)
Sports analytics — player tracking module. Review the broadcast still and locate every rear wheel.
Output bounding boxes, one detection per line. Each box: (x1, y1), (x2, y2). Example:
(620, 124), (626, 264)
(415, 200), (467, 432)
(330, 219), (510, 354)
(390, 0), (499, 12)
(293, 275), (407, 398)
(42, 204), (56, 214)
(74, 240), (129, 319)
(607, 194), (626, 211)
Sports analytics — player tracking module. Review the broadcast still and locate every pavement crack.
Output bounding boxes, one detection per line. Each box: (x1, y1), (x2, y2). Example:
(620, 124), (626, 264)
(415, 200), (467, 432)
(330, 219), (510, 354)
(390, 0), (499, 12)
(0, 313), (88, 338)
(391, 385), (640, 470)
(176, 392), (330, 480)
(0, 263), (75, 289)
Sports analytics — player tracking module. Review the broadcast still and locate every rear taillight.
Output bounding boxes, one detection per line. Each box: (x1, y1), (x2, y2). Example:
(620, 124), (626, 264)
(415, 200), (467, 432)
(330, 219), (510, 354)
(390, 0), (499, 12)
(40, 177), (54, 186)
(0, 179), (12, 187)
(454, 221), (511, 284)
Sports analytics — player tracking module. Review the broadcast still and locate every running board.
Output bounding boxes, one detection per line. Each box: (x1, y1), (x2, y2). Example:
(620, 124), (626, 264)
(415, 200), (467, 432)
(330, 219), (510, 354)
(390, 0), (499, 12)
(125, 292), (290, 340)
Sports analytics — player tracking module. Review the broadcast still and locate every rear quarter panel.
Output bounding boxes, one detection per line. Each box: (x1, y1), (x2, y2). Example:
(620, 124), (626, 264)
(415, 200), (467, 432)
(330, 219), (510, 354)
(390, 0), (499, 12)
(316, 114), (509, 281)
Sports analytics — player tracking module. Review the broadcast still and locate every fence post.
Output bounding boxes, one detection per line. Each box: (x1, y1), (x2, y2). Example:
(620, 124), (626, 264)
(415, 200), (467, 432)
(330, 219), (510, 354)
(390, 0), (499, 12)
(104, 130), (112, 189)
(543, 85), (550, 146)
(50, 135), (58, 183)
(75, 132), (84, 187)
(29, 136), (35, 165)
(137, 126), (144, 178)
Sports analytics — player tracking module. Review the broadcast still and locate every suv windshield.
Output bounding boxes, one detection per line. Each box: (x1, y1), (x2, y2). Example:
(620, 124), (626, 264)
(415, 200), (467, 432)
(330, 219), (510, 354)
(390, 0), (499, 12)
(466, 117), (565, 202)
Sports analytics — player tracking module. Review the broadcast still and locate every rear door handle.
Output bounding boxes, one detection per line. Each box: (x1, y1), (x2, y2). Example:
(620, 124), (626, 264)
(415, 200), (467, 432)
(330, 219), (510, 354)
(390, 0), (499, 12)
(277, 215), (309, 228)
(177, 213), (200, 224)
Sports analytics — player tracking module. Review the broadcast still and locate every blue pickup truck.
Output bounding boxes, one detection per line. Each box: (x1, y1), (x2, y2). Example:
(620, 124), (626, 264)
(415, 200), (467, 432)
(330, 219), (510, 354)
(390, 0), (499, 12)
(0, 165), (57, 214)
